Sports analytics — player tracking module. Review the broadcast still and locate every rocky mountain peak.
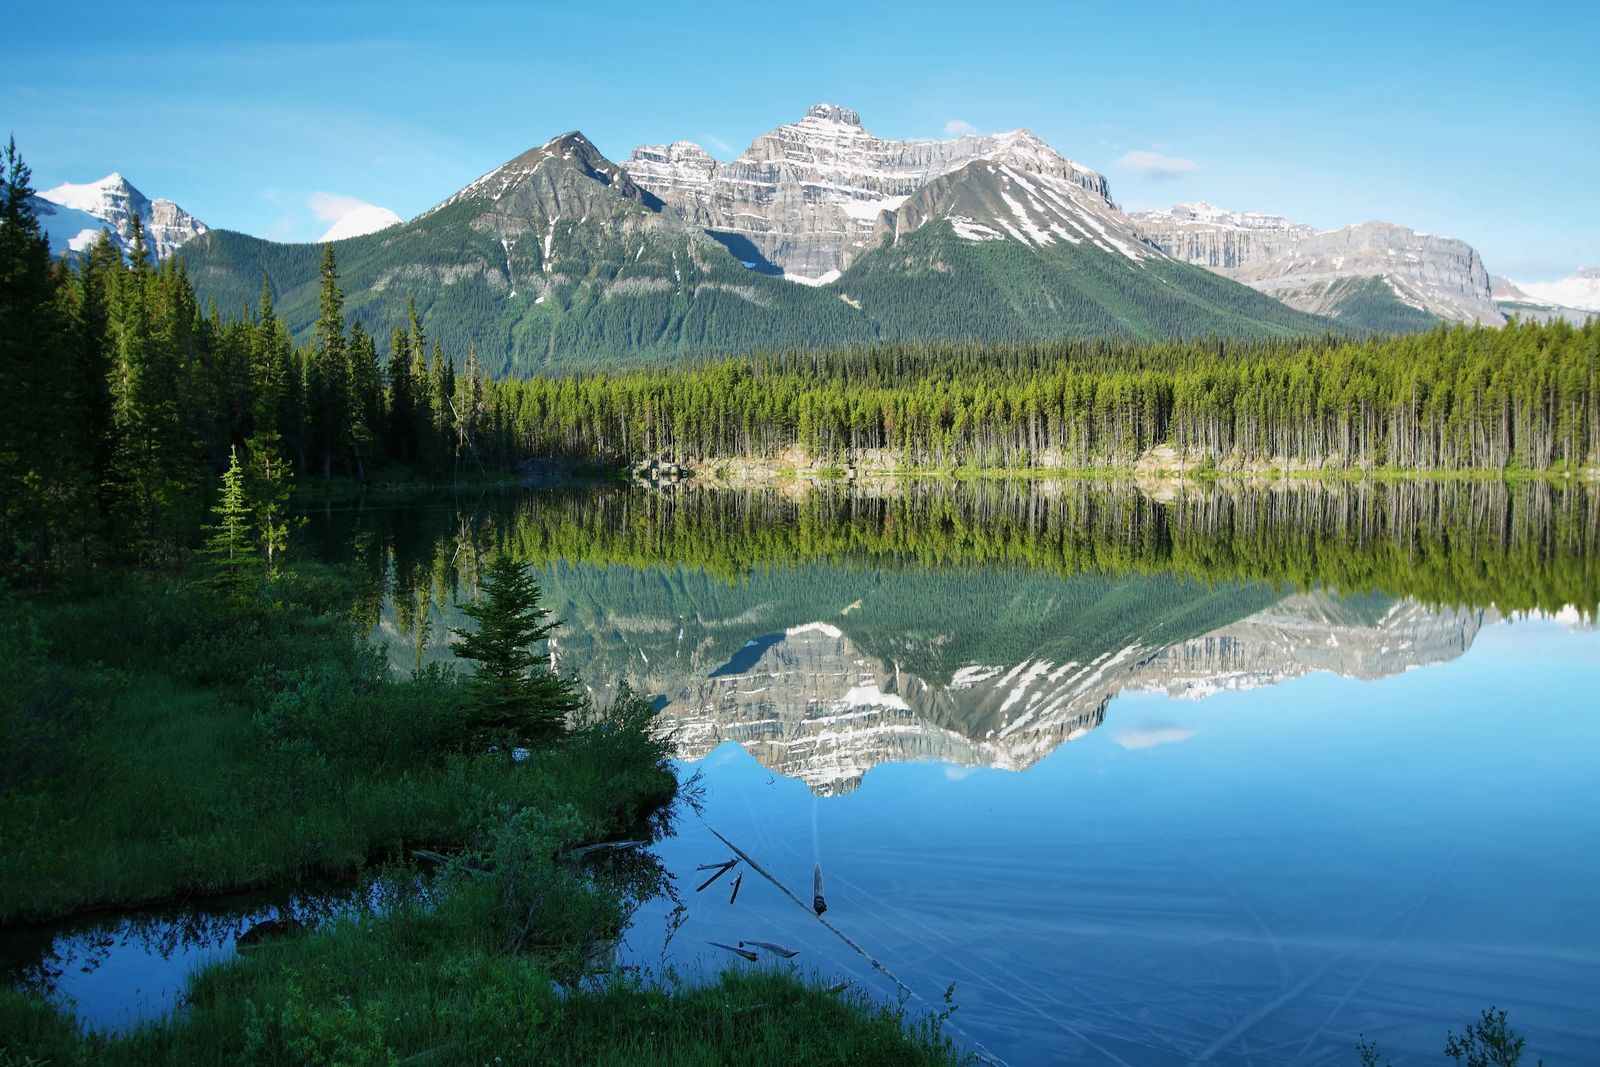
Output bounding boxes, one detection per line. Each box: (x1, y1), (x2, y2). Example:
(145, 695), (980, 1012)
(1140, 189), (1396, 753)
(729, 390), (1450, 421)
(425, 130), (656, 218)
(623, 104), (1117, 280)
(879, 156), (1151, 262)
(36, 172), (205, 260)
(803, 102), (862, 127)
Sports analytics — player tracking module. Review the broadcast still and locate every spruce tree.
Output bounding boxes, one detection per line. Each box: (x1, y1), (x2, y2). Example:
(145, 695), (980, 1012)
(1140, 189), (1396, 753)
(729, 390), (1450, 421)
(243, 431), (296, 577)
(450, 555), (579, 750)
(309, 244), (347, 478)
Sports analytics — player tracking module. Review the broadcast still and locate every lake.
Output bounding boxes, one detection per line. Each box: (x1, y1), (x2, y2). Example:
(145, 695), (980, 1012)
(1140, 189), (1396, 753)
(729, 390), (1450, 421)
(12, 478), (1599, 1065)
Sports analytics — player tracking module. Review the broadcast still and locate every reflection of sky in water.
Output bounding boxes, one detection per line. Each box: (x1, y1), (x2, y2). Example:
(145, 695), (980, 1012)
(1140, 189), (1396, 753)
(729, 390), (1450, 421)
(626, 618), (1600, 1066)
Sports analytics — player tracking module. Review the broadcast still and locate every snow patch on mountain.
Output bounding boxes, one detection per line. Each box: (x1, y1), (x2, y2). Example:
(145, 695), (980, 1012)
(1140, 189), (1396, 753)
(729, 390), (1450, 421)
(28, 195), (111, 255)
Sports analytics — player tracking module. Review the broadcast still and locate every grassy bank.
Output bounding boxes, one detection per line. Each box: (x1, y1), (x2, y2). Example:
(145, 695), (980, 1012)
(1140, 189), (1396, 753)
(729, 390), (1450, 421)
(0, 564), (673, 924)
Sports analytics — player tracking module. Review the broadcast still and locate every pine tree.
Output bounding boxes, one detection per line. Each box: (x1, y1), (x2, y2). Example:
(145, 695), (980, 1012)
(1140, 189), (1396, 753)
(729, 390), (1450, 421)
(450, 555), (579, 750)
(200, 445), (260, 602)
(386, 325), (414, 462)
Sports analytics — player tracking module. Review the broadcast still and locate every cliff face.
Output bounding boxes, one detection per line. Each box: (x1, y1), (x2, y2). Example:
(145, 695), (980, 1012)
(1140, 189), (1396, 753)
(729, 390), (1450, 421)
(1132, 202), (1503, 326)
(624, 103), (1118, 281)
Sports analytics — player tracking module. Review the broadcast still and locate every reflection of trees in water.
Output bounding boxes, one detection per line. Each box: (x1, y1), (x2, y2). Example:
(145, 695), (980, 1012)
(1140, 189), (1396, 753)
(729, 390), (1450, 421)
(8, 885), (373, 995)
(306, 481), (1596, 662)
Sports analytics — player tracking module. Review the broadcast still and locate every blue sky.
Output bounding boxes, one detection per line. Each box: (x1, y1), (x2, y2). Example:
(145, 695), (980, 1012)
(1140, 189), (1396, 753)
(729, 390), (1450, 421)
(8, 0), (1597, 279)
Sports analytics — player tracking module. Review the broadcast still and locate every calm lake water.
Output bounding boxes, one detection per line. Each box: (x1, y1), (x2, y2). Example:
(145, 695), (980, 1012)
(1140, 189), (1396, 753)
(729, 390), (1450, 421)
(11, 480), (1599, 1065)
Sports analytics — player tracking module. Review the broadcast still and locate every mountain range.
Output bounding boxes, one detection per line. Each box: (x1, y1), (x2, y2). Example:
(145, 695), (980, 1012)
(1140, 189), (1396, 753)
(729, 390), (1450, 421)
(172, 107), (1328, 372)
(34, 105), (1594, 373)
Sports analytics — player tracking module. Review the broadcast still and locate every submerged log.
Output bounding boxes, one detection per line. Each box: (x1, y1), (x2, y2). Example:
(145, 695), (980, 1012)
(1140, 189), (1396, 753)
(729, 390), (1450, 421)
(739, 939), (799, 959)
(813, 863), (827, 916)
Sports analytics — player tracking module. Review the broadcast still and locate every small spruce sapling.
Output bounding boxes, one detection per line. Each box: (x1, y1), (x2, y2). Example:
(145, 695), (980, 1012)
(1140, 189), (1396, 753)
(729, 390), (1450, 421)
(200, 446), (261, 602)
(451, 555), (580, 751)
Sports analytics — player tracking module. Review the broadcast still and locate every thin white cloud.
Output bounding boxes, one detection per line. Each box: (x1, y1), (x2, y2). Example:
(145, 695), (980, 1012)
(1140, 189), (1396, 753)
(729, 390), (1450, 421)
(1114, 726), (1196, 750)
(1117, 149), (1203, 181)
(705, 134), (735, 155)
(944, 119), (980, 137)
(308, 191), (403, 241)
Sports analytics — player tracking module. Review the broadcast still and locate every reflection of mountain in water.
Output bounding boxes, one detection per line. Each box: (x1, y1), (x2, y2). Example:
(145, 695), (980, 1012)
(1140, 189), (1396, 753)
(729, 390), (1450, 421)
(657, 592), (1484, 795)
(1149, 593), (1486, 699)
(368, 547), (1485, 794)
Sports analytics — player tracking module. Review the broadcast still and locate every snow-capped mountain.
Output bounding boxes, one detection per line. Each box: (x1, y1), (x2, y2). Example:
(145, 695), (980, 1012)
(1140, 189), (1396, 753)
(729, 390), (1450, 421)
(1512, 267), (1600, 313)
(1131, 201), (1503, 328)
(624, 103), (1124, 282)
(36, 173), (206, 260)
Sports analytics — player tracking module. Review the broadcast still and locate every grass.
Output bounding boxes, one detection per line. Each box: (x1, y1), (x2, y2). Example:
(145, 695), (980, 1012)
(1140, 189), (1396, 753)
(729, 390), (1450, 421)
(1, 933), (966, 1066)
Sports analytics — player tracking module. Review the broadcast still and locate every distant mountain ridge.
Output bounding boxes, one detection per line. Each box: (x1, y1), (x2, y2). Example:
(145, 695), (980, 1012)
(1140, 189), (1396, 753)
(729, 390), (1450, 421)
(1131, 201), (1503, 332)
(174, 105), (1332, 373)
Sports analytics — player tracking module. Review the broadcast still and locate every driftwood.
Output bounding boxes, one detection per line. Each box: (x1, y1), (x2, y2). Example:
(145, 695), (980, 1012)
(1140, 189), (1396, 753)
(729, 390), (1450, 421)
(813, 863), (827, 916)
(695, 858), (739, 893)
(236, 917), (305, 949)
(728, 872), (743, 905)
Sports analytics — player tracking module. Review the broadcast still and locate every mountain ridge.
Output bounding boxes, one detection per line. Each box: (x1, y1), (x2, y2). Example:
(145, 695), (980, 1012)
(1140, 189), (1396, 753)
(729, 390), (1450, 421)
(1131, 200), (1502, 331)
